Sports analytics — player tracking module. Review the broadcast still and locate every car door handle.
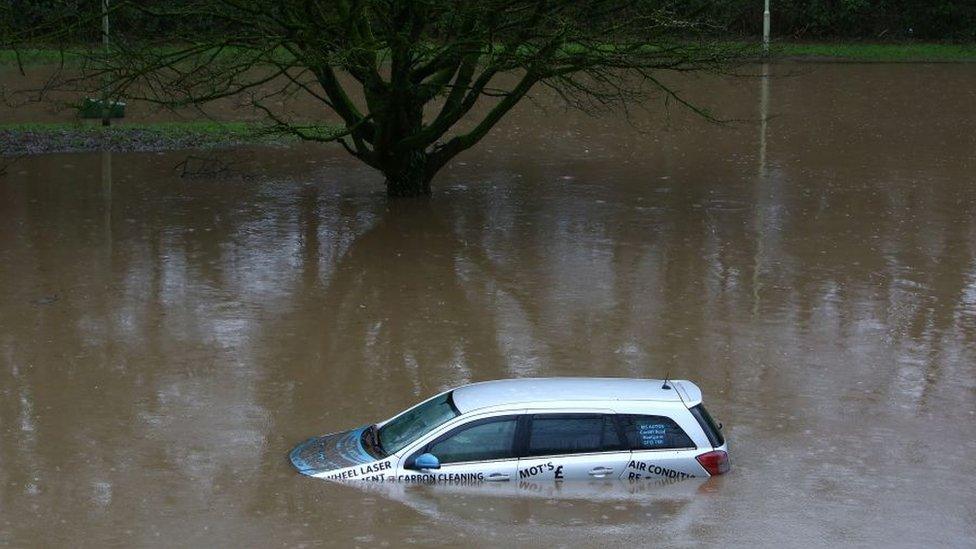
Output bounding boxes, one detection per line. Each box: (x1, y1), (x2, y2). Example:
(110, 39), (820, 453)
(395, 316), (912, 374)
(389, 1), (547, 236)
(588, 467), (614, 477)
(487, 473), (510, 482)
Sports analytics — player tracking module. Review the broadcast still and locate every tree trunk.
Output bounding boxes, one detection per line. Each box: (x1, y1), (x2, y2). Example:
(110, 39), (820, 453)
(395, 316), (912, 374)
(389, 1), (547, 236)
(383, 152), (432, 197)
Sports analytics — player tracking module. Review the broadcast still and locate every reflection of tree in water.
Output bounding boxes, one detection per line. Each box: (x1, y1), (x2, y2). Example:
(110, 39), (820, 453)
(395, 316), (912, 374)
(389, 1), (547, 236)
(275, 197), (510, 404)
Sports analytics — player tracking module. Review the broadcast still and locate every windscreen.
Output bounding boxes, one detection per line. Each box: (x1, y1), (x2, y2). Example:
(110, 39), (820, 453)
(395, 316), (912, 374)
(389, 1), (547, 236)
(689, 404), (725, 447)
(377, 392), (460, 454)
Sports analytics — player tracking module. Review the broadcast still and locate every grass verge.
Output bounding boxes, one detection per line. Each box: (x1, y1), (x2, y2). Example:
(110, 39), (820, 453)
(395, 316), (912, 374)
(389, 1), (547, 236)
(0, 121), (328, 156)
(2, 42), (976, 67)
(0, 48), (86, 66)
(776, 42), (976, 61)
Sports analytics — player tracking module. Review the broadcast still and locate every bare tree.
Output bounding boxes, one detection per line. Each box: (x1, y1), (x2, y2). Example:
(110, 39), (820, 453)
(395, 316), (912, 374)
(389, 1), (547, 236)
(14, 1), (751, 196)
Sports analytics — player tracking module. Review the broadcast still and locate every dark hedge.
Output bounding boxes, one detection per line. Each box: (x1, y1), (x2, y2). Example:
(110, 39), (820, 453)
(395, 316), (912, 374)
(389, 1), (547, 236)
(4, 0), (975, 42)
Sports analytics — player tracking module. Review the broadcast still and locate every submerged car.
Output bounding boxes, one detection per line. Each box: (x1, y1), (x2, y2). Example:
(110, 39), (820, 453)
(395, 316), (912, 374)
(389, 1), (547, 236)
(289, 377), (729, 482)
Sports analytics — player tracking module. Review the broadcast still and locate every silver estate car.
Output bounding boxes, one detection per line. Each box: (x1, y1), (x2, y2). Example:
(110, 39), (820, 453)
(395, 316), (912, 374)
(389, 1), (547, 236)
(289, 377), (729, 482)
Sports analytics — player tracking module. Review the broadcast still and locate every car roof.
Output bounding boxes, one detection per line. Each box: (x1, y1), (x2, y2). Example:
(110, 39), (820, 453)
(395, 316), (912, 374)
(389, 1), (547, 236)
(450, 377), (702, 414)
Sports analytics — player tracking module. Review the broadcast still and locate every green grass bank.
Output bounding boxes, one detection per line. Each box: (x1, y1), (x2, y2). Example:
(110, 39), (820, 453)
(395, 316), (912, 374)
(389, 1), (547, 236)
(2, 42), (976, 67)
(0, 121), (302, 156)
(777, 42), (976, 61)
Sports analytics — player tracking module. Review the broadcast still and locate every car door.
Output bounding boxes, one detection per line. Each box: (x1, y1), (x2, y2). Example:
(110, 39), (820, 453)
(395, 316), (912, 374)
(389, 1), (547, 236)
(515, 413), (631, 482)
(620, 414), (704, 480)
(405, 415), (520, 482)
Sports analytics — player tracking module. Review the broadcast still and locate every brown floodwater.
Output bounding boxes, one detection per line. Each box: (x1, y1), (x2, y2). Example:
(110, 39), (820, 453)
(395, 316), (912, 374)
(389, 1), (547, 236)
(2, 62), (976, 547)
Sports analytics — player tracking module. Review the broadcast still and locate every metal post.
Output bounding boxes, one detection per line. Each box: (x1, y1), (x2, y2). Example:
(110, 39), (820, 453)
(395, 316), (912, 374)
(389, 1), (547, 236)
(102, 0), (110, 50)
(763, 0), (771, 54)
(101, 0), (110, 126)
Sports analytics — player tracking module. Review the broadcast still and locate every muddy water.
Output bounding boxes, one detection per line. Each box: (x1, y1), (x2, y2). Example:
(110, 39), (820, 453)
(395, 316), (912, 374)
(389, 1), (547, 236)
(2, 63), (976, 547)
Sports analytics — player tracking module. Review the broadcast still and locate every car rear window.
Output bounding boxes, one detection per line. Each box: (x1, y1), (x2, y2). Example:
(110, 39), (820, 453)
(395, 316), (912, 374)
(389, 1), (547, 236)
(689, 404), (725, 448)
(619, 415), (695, 450)
(524, 414), (624, 457)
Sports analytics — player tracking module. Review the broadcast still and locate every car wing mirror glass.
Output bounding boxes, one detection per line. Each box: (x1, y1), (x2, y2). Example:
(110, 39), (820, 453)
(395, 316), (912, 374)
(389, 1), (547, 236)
(413, 453), (441, 470)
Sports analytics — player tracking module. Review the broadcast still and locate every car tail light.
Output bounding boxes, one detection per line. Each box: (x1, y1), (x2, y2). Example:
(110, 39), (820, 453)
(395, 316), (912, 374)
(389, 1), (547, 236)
(696, 450), (730, 476)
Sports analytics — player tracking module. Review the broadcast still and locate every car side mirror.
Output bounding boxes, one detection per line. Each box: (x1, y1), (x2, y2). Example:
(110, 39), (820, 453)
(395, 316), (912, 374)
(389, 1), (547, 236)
(412, 453), (441, 471)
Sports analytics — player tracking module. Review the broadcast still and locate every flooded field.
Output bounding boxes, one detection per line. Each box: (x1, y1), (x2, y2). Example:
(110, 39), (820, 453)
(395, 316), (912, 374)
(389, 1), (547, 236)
(1, 63), (975, 547)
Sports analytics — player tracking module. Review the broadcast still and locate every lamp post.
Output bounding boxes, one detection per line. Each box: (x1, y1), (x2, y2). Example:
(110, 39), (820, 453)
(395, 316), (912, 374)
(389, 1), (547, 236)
(763, 0), (771, 54)
(102, 0), (109, 50)
(81, 0), (124, 123)
(101, 0), (110, 126)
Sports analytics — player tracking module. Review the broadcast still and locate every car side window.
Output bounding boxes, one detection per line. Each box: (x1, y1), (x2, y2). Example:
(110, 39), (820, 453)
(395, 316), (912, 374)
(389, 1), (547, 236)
(524, 414), (624, 457)
(620, 415), (695, 450)
(427, 417), (518, 464)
